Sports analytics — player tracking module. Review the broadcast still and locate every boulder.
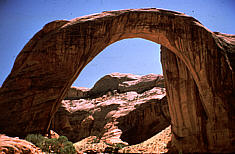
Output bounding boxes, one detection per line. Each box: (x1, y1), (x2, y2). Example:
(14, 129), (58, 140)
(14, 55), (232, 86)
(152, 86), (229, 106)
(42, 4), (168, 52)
(88, 73), (140, 97)
(85, 73), (164, 98)
(118, 73), (164, 93)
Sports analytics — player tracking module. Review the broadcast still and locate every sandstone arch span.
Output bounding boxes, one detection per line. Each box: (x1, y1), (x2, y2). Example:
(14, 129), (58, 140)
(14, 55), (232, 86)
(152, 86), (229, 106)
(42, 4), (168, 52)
(0, 8), (234, 153)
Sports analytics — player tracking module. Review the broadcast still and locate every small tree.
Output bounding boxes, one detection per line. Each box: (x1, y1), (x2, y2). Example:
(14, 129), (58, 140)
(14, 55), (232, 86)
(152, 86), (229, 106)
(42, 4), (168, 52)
(25, 134), (76, 154)
(25, 134), (46, 148)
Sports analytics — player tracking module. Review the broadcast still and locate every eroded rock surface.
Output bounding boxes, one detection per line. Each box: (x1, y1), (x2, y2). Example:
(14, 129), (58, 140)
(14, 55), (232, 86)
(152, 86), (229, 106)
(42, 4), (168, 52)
(0, 8), (234, 153)
(0, 134), (42, 153)
(65, 87), (90, 100)
(64, 73), (164, 99)
(52, 73), (169, 145)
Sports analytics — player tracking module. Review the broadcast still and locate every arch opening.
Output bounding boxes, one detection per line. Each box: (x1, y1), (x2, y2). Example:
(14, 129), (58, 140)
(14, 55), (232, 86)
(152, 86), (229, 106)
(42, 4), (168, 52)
(60, 38), (169, 145)
(73, 38), (162, 88)
(58, 35), (204, 148)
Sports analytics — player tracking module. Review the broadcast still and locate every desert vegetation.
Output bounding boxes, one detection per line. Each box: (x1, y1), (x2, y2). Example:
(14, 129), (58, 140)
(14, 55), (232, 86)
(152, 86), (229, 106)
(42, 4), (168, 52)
(25, 134), (76, 154)
(1, 126), (171, 153)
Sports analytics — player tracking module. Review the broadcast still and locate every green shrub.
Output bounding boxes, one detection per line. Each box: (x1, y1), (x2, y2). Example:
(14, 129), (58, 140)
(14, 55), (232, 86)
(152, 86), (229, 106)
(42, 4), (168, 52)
(114, 143), (127, 150)
(103, 142), (127, 153)
(25, 134), (76, 154)
(25, 134), (46, 148)
(104, 146), (116, 153)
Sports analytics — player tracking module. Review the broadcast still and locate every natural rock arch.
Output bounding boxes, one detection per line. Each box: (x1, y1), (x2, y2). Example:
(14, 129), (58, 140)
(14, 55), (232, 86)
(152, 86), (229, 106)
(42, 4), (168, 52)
(0, 8), (234, 153)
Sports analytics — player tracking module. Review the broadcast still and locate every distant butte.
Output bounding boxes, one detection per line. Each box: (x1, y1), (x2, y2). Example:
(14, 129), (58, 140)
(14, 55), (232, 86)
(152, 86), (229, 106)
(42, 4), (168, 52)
(0, 8), (234, 153)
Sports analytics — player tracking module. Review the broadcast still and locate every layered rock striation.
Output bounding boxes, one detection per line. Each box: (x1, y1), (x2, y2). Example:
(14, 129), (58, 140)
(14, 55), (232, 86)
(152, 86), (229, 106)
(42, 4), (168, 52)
(0, 8), (234, 153)
(52, 73), (169, 145)
(0, 134), (42, 153)
(64, 73), (164, 99)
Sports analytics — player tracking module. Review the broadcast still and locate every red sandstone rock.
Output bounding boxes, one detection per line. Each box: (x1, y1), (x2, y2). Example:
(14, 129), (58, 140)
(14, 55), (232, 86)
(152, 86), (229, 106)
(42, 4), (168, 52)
(0, 8), (234, 153)
(0, 134), (42, 153)
(87, 73), (164, 97)
(88, 73), (140, 97)
(52, 74), (169, 145)
(65, 86), (90, 99)
(118, 73), (165, 93)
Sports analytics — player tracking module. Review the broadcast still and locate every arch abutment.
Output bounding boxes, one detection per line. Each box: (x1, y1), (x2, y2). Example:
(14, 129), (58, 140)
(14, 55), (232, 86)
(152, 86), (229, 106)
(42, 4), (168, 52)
(161, 45), (234, 152)
(161, 46), (209, 152)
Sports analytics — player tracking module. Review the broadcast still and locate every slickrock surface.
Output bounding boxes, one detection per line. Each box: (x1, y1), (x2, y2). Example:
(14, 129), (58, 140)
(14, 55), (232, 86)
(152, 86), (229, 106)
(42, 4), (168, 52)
(74, 125), (171, 153)
(52, 73), (170, 145)
(119, 125), (172, 153)
(65, 87), (90, 100)
(0, 134), (42, 153)
(64, 72), (164, 99)
(0, 8), (234, 153)
(89, 73), (164, 97)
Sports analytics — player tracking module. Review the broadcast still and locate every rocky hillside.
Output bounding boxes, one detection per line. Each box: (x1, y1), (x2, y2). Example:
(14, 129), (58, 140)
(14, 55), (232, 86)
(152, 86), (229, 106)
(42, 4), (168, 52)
(51, 73), (170, 146)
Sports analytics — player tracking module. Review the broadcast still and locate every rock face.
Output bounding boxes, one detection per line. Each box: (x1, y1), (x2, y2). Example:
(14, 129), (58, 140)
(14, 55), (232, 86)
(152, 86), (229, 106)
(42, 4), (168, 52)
(65, 87), (90, 99)
(161, 44), (235, 153)
(0, 8), (234, 153)
(0, 134), (42, 153)
(64, 73), (164, 99)
(117, 96), (170, 145)
(52, 73), (169, 145)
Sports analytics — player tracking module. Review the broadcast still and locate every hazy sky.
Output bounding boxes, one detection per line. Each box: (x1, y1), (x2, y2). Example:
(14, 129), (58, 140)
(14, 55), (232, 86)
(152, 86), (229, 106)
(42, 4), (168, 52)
(0, 0), (234, 88)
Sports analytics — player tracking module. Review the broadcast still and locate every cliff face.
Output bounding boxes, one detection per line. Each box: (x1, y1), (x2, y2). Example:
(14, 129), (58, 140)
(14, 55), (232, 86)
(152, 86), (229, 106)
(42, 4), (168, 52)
(117, 96), (170, 145)
(52, 73), (169, 145)
(0, 8), (234, 153)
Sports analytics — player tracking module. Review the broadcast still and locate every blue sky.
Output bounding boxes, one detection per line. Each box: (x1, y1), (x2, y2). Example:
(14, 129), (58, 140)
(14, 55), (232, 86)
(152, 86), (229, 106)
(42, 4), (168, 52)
(0, 0), (234, 88)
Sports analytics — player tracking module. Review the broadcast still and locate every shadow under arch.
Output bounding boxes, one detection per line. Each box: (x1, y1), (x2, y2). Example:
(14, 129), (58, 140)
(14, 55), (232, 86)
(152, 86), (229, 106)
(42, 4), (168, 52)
(0, 8), (234, 153)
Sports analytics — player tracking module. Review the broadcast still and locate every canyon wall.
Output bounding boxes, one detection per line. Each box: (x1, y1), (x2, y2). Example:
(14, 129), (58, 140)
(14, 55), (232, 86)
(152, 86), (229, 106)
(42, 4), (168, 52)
(0, 8), (234, 153)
